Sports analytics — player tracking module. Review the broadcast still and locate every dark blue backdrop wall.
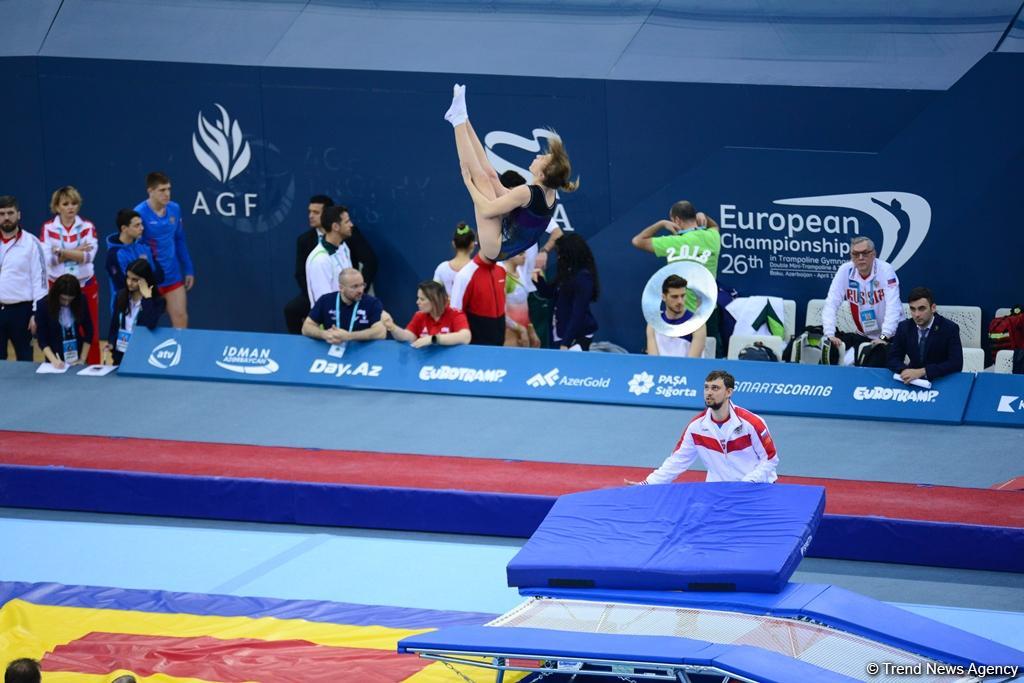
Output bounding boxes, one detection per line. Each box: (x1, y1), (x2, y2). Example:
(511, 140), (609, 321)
(1, 52), (1022, 345)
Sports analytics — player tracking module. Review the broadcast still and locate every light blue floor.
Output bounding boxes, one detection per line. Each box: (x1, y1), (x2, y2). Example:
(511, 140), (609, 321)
(2, 362), (1022, 488)
(5, 508), (1023, 651)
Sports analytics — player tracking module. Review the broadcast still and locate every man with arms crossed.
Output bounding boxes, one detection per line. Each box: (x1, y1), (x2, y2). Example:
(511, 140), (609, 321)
(628, 370), (778, 484)
(135, 172), (195, 328)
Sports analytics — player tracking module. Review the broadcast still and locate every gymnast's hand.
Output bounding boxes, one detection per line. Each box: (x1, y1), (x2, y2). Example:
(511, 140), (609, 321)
(623, 478), (646, 486)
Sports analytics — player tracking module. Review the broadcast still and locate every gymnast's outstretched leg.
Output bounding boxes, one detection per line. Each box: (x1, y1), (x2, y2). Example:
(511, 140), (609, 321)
(445, 85), (505, 261)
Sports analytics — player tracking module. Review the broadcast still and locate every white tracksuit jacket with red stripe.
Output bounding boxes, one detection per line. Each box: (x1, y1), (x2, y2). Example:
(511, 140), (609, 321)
(645, 403), (778, 484)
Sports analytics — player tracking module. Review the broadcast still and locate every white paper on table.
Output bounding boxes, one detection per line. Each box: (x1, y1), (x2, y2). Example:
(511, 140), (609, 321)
(892, 373), (932, 389)
(77, 364), (117, 377)
(36, 363), (70, 374)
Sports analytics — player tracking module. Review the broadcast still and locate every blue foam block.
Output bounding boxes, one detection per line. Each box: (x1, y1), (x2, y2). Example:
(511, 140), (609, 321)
(506, 482), (825, 593)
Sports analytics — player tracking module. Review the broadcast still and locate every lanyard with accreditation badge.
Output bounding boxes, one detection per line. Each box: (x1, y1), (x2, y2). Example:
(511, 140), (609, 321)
(115, 300), (142, 353)
(60, 221), (83, 276)
(856, 261), (880, 334)
(329, 294), (360, 358)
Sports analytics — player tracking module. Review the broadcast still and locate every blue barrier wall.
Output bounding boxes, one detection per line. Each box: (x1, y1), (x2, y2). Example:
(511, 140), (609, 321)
(119, 328), (981, 425)
(2, 3), (1022, 347)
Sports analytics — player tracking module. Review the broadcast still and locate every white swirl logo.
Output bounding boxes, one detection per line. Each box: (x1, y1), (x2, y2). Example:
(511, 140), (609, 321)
(147, 339), (182, 369)
(484, 128), (561, 183)
(192, 103), (252, 183)
(774, 191), (931, 271)
(483, 128), (574, 231)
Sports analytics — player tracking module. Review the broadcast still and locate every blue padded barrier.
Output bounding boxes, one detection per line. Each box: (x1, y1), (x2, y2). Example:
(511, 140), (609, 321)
(0, 465), (552, 539)
(964, 373), (1024, 427)
(0, 464), (1020, 573)
(811, 514), (1024, 574)
(119, 328), (979, 425)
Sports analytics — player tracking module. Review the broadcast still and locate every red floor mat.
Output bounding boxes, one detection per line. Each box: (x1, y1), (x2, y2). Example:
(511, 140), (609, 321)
(1, 430), (1020, 528)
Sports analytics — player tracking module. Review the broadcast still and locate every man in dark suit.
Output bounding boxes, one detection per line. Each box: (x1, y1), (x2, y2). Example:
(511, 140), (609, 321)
(887, 286), (963, 383)
(282, 195), (379, 333)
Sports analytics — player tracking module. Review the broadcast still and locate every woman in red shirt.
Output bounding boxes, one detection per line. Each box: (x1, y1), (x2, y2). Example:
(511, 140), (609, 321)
(383, 280), (471, 348)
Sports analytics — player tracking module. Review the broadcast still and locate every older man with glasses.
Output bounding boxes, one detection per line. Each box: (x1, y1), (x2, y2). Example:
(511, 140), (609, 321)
(822, 236), (903, 365)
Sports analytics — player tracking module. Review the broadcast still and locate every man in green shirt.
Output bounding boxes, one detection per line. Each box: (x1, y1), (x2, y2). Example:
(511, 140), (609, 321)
(631, 200), (720, 311)
(632, 200), (725, 355)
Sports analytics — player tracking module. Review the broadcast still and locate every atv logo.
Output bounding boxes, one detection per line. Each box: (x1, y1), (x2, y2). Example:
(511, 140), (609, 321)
(147, 339), (182, 369)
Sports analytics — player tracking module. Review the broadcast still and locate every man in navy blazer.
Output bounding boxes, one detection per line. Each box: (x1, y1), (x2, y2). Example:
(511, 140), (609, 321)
(887, 286), (963, 383)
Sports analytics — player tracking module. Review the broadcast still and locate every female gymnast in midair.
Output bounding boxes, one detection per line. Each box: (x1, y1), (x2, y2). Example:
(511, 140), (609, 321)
(443, 84), (578, 262)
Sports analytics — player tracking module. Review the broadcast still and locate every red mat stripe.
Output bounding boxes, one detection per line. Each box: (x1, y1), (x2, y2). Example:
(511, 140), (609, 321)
(1, 430), (1020, 528)
(43, 632), (427, 682)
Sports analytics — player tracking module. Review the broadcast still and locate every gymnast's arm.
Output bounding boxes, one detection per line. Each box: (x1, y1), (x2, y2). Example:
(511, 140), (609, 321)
(461, 170), (531, 219)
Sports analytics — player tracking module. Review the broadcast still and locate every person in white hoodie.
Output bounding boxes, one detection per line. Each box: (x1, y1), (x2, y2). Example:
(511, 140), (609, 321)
(822, 236), (903, 365)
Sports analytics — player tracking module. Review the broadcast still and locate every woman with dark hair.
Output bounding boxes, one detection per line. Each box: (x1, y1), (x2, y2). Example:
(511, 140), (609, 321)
(433, 222), (476, 295)
(533, 232), (599, 351)
(382, 280), (471, 348)
(444, 84), (578, 262)
(108, 258), (165, 365)
(34, 274), (93, 368)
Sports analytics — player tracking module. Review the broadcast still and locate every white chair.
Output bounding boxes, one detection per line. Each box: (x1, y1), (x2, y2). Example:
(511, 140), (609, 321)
(902, 303), (982, 348)
(995, 349), (1015, 374)
(702, 337), (717, 359)
(962, 348), (984, 373)
(728, 334), (785, 361)
(805, 299), (825, 328)
(783, 299), (796, 341)
(805, 298), (857, 333)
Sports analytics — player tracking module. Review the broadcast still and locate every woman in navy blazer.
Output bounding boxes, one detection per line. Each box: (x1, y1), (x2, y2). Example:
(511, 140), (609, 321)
(532, 232), (599, 350)
(35, 274), (93, 368)
(887, 287), (964, 382)
(108, 258), (166, 365)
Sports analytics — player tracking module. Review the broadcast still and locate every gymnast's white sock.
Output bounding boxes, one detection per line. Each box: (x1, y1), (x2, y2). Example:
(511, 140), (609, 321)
(444, 83), (467, 126)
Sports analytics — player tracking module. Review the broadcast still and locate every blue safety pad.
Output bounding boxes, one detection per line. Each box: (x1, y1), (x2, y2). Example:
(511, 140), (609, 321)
(398, 625), (858, 683)
(506, 482), (825, 593)
(521, 586), (1024, 668)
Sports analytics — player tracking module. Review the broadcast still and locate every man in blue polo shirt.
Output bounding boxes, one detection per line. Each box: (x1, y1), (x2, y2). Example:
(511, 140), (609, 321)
(302, 268), (385, 344)
(134, 171), (195, 328)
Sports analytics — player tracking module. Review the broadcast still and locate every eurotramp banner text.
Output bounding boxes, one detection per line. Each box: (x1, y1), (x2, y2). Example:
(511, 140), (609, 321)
(118, 328), (1020, 427)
